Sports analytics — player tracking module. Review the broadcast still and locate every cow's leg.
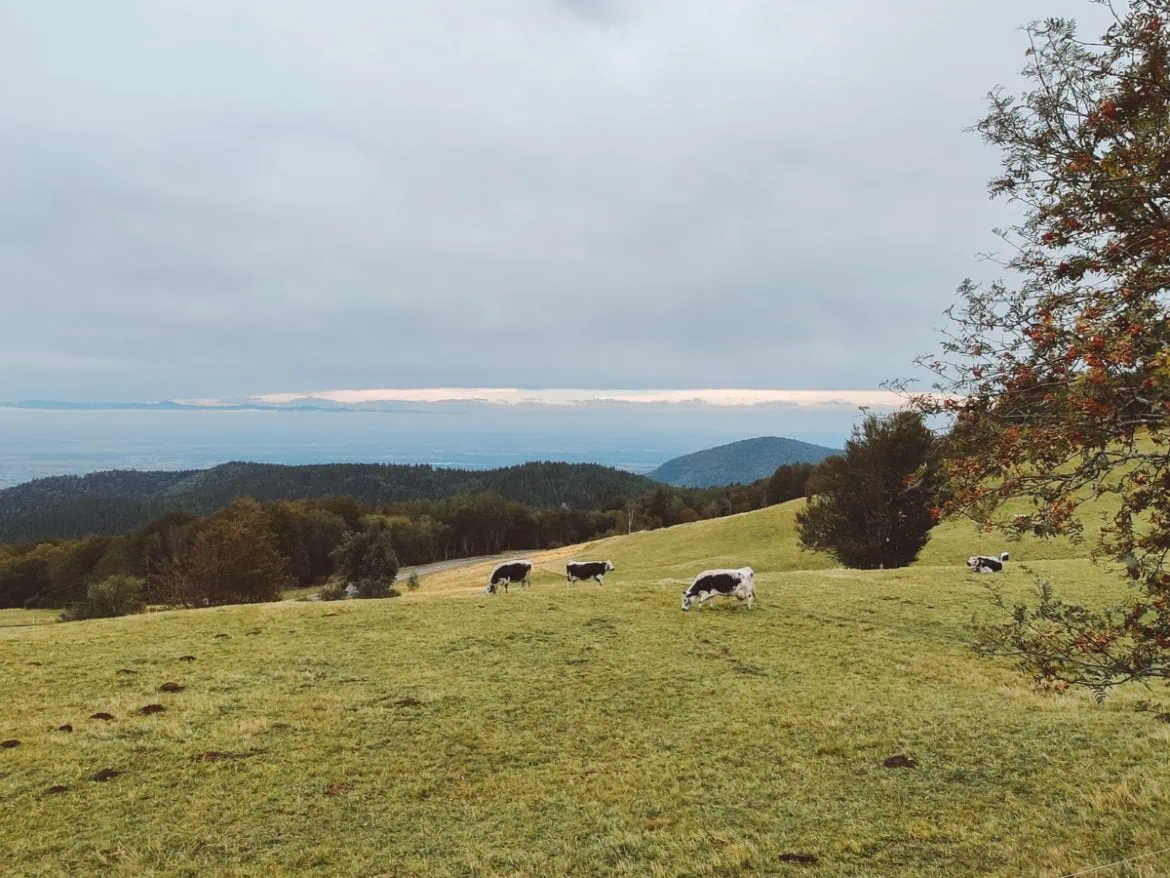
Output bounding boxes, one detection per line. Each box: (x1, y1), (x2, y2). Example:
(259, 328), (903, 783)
(747, 590), (755, 609)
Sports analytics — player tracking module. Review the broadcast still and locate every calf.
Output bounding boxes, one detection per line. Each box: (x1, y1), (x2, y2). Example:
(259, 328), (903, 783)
(681, 567), (755, 611)
(486, 560), (533, 594)
(967, 552), (1010, 574)
(566, 560), (615, 586)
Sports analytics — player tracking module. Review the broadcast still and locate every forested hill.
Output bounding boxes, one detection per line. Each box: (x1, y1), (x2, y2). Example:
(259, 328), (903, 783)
(0, 461), (657, 542)
(648, 436), (838, 488)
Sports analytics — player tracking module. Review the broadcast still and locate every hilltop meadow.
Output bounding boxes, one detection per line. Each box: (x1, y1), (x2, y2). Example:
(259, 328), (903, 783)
(2, 499), (1167, 877)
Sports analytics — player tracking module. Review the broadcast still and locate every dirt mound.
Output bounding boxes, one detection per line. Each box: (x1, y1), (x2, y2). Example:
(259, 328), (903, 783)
(778, 853), (819, 866)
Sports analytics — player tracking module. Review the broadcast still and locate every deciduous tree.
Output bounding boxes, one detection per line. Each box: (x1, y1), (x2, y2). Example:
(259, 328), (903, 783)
(910, 2), (1170, 693)
(159, 500), (293, 606)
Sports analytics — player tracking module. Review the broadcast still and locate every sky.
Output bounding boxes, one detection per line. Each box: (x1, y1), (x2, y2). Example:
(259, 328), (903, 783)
(0, 0), (1115, 403)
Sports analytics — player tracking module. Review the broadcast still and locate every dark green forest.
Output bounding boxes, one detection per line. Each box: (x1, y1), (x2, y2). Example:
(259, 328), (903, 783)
(0, 460), (660, 543)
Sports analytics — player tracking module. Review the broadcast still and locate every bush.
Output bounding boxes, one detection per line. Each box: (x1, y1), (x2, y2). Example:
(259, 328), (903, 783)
(332, 519), (399, 592)
(406, 573), (420, 592)
(353, 578), (396, 599)
(796, 412), (944, 569)
(317, 581), (347, 602)
(61, 575), (146, 621)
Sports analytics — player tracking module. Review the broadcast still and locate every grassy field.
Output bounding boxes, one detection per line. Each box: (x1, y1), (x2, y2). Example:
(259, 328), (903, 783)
(3, 501), (1168, 876)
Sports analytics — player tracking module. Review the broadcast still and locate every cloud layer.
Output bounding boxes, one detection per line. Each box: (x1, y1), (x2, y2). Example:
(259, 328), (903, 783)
(253, 387), (906, 408)
(0, 1), (1113, 400)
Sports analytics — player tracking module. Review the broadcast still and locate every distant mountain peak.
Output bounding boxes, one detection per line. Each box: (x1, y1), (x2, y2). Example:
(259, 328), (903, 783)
(648, 436), (838, 488)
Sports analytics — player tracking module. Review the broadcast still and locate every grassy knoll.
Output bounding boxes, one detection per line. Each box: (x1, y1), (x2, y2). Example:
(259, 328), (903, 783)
(3, 501), (1168, 876)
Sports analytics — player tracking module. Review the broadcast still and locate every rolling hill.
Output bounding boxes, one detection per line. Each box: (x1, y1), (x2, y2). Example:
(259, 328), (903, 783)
(0, 461), (656, 542)
(647, 436), (838, 487)
(1, 500), (1156, 876)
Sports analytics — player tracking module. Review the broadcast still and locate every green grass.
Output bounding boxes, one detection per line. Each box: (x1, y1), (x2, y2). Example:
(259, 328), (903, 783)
(3, 501), (1168, 876)
(0, 608), (59, 631)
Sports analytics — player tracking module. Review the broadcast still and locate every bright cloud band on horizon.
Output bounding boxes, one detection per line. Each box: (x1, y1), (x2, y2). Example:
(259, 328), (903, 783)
(251, 388), (908, 408)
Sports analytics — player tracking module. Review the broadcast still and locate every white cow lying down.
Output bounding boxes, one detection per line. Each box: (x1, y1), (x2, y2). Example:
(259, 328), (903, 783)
(967, 552), (1009, 573)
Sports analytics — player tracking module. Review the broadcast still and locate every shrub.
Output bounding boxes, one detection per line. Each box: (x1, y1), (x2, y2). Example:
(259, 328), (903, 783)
(332, 519), (399, 592)
(353, 578), (396, 599)
(796, 412), (944, 569)
(406, 573), (421, 592)
(61, 575), (146, 621)
(317, 581), (347, 602)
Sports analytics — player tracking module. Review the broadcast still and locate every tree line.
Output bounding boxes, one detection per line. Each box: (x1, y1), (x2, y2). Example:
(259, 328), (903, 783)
(0, 460), (662, 543)
(0, 462), (818, 613)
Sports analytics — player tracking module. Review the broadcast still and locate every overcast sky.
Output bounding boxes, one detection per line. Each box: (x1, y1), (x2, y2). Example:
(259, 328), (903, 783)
(0, 0), (1113, 401)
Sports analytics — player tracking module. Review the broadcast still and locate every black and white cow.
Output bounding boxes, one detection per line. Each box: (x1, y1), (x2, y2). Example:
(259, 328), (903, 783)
(566, 560), (615, 586)
(967, 552), (1010, 574)
(486, 560), (533, 594)
(681, 567), (755, 611)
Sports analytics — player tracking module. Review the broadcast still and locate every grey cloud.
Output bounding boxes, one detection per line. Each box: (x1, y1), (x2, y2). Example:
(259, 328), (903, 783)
(0, 0), (1114, 399)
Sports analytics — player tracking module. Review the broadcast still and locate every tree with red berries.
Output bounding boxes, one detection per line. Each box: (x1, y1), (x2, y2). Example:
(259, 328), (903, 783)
(910, 1), (1170, 695)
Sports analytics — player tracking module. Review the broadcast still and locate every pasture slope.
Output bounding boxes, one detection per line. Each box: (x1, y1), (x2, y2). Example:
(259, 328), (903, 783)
(3, 500), (1169, 877)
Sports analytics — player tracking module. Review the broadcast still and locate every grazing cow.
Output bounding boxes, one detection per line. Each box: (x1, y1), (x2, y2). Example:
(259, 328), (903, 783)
(681, 567), (755, 611)
(486, 560), (533, 594)
(566, 560), (615, 586)
(967, 552), (1010, 574)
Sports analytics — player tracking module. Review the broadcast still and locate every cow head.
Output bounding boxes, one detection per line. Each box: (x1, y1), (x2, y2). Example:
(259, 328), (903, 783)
(605, 561), (615, 572)
(681, 592), (693, 611)
(486, 582), (497, 595)
(966, 556), (980, 570)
